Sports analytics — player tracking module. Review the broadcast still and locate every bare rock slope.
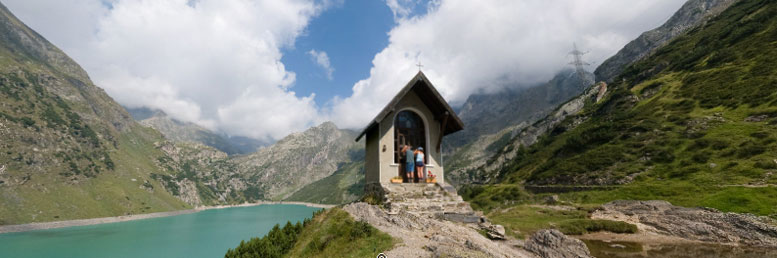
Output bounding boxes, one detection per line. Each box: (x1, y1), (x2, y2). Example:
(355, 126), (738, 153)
(592, 200), (777, 247)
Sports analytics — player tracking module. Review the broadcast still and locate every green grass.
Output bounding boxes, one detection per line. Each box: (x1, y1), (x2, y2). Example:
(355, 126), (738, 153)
(226, 208), (396, 258)
(485, 204), (636, 239)
(552, 183), (777, 216)
(287, 208), (396, 258)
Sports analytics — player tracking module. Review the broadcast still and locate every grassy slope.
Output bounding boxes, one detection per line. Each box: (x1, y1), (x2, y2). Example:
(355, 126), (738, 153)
(226, 208), (395, 258)
(466, 0), (777, 221)
(286, 208), (395, 258)
(0, 5), (188, 224)
(284, 161), (364, 204)
(0, 112), (189, 224)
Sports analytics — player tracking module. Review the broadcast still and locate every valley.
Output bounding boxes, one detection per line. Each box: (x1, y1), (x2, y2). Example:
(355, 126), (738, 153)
(2, 0), (777, 257)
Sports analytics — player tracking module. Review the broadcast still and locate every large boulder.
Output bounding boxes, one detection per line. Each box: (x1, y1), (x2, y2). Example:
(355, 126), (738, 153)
(525, 229), (593, 258)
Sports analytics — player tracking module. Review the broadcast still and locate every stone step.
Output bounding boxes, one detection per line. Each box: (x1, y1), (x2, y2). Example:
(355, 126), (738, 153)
(383, 183), (473, 215)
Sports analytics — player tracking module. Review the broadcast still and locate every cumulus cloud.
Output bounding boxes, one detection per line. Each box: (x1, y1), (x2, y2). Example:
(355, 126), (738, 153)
(308, 49), (334, 80)
(5, 0), (686, 139)
(5, 0), (327, 141)
(328, 0), (685, 129)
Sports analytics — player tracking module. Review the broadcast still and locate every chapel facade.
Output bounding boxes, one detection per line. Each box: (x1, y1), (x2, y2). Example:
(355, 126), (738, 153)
(355, 71), (464, 189)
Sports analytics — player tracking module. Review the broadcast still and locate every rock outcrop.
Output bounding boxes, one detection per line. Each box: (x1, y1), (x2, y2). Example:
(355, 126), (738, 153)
(348, 184), (593, 257)
(592, 200), (777, 247)
(344, 202), (533, 257)
(525, 229), (593, 258)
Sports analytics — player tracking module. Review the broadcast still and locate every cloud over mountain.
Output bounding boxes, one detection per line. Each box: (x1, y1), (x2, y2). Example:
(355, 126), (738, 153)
(5, 0), (326, 141)
(328, 0), (685, 129)
(5, 0), (684, 139)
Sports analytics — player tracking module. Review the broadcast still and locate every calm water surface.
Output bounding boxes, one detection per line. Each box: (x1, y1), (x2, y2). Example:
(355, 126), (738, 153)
(0, 204), (320, 258)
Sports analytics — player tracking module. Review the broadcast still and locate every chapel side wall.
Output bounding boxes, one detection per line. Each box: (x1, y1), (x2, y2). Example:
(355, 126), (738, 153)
(364, 128), (380, 184)
(377, 90), (444, 184)
(378, 115), (394, 183)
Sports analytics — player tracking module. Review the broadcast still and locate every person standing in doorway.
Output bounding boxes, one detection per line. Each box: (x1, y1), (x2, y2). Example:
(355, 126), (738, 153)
(414, 147), (425, 183)
(403, 145), (414, 183)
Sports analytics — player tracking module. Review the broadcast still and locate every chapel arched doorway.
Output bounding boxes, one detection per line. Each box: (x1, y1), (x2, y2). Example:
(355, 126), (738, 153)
(394, 110), (426, 182)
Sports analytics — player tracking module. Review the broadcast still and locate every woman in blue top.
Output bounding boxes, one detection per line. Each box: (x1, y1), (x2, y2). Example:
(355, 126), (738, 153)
(403, 145), (414, 183)
(414, 147), (425, 183)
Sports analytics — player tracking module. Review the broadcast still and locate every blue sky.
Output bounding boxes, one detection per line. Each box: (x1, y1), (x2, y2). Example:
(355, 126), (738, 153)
(281, 0), (394, 104)
(3, 0), (686, 141)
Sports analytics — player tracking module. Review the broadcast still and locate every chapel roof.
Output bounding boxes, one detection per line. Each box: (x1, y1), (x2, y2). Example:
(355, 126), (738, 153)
(355, 71), (464, 142)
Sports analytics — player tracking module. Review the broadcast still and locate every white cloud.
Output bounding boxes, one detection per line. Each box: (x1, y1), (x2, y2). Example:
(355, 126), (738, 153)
(328, 0), (685, 129)
(385, 0), (414, 19)
(4, 0), (328, 141)
(307, 49), (334, 80)
(4, 0), (687, 139)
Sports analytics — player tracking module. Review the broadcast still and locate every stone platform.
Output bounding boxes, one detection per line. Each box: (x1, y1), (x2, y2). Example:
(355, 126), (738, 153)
(383, 183), (474, 216)
(380, 182), (506, 240)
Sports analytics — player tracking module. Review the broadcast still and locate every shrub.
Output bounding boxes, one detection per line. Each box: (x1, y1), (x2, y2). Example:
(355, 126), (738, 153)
(737, 142), (766, 158)
(557, 219), (638, 235)
(692, 151), (711, 163)
(225, 221), (304, 258)
(754, 160), (777, 169)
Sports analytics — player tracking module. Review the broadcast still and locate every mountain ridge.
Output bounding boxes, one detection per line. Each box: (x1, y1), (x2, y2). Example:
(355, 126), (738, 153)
(0, 1), (188, 225)
(594, 0), (738, 83)
(126, 106), (268, 155)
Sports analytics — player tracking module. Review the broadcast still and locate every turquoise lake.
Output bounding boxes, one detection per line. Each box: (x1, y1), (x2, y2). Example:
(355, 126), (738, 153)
(0, 204), (321, 258)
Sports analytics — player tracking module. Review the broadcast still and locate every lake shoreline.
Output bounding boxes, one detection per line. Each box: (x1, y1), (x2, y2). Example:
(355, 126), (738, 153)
(0, 201), (335, 234)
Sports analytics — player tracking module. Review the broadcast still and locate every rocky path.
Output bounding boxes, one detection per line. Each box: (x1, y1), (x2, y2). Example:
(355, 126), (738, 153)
(344, 202), (533, 257)
(345, 183), (592, 257)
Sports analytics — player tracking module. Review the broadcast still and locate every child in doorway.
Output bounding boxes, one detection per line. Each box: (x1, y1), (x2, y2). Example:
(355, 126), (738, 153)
(403, 145), (414, 183)
(414, 147), (425, 183)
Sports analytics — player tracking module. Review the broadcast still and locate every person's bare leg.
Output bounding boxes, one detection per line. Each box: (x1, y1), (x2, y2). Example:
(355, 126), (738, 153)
(416, 167), (422, 183)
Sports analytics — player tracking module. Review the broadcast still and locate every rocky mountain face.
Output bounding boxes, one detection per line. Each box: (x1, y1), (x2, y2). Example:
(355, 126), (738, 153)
(151, 121), (363, 205)
(445, 69), (595, 186)
(0, 2), (187, 224)
(449, 69), (593, 149)
(594, 0), (738, 83)
(232, 122), (361, 200)
(448, 82), (607, 186)
(126, 107), (267, 155)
